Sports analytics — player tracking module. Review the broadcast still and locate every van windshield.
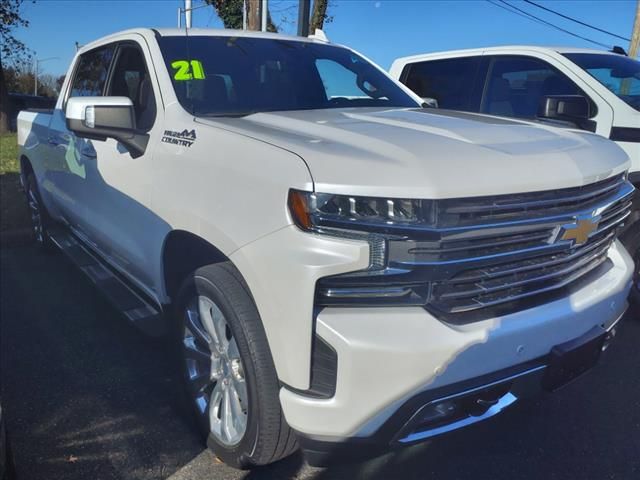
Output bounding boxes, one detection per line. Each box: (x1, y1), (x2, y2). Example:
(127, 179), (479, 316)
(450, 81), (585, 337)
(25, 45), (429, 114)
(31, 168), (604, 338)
(157, 35), (419, 117)
(563, 53), (640, 112)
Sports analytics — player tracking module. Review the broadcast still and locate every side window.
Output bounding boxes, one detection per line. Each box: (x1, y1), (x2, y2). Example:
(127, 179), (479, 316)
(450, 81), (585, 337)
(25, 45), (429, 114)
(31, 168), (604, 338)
(69, 46), (115, 97)
(401, 57), (482, 110)
(107, 44), (157, 131)
(482, 56), (587, 119)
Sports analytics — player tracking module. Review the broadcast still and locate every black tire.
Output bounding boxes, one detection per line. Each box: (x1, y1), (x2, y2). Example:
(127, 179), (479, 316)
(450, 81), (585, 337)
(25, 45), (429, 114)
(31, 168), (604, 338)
(174, 262), (297, 469)
(25, 172), (53, 250)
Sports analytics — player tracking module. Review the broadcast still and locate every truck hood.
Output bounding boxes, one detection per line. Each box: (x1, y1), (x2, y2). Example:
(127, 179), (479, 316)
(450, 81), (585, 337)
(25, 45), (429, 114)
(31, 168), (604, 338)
(196, 108), (630, 199)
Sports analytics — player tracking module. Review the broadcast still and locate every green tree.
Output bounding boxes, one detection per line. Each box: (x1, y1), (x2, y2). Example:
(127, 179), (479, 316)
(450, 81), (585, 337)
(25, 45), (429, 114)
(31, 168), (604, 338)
(1, 0), (33, 133)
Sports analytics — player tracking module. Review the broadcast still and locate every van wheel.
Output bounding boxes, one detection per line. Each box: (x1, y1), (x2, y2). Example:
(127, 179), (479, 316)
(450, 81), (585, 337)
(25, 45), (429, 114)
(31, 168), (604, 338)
(174, 262), (297, 469)
(25, 172), (52, 249)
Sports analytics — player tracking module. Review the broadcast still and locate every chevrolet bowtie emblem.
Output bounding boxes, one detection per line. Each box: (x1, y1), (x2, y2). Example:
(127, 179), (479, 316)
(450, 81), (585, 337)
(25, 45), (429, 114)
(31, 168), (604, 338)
(560, 215), (600, 246)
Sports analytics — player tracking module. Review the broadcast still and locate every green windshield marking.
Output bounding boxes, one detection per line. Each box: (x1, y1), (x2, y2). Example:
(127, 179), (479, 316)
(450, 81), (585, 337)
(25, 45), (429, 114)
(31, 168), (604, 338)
(171, 60), (206, 81)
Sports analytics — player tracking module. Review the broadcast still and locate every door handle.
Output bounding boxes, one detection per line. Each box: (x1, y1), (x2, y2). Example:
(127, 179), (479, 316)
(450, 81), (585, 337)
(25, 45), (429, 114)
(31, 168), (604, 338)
(47, 134), (71, 147)
(80, 145), (97, 159)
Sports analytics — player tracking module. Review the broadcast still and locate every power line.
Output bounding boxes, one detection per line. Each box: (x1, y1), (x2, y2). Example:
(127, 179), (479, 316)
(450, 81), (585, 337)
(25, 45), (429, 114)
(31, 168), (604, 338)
(487, 0), (613, 49)
(523, 0), (630, 42)
(487, 0), (558, 32)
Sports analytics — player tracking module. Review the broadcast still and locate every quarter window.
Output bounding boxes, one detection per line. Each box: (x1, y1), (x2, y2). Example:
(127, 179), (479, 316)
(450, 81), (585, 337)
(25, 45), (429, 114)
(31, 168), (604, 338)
(69, 46), (115, 97)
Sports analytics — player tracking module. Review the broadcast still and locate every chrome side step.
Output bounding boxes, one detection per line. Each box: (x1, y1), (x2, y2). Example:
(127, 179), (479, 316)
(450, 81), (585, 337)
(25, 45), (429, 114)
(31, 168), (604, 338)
(48, 227), (166, 336)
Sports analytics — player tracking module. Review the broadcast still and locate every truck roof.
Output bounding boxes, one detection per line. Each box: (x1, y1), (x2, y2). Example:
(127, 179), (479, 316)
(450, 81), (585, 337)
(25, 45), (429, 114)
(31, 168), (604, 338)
(392, 45), (620, 65)
(78, 27), (327, 54)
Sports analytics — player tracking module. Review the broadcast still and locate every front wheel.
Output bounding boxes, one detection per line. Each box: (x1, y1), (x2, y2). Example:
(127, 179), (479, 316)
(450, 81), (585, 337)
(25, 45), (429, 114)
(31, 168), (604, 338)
(174, 262), (297, 469)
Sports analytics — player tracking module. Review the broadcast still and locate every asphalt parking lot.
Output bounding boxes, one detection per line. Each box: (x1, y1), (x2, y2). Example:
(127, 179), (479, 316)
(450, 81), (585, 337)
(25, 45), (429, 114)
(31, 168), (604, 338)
(1, 244), (639, 480)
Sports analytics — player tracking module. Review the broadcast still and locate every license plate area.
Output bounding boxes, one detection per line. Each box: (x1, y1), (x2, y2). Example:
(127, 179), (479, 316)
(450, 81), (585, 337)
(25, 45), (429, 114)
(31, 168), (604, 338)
(542, 326), (606, 392)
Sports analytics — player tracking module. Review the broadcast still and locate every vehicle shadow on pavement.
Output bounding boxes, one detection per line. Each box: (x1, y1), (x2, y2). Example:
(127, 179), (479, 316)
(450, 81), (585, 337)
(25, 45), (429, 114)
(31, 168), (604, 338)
(0, 245), (203, 480)
(1, 244), (639, 480)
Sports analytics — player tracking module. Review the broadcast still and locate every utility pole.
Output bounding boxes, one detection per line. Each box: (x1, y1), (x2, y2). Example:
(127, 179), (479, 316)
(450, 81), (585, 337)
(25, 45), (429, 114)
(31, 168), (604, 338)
(247, 0), (260, 30)
(185, 0), (192, 28)
(630, 0), (640, 58)
(33, 57), (59, 96)
(243, 0), (247, 30)
(261, 0), (268, 31)
(298, 0), (310, 36)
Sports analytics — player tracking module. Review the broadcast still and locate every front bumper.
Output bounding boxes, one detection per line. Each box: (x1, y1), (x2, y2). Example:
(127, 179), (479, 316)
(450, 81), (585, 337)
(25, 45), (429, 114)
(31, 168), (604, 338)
(280, 241), (633, 464)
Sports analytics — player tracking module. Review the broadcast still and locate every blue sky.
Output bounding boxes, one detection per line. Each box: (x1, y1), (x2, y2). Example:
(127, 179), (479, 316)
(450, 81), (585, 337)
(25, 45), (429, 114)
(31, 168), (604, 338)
(15, 0), (638, 77)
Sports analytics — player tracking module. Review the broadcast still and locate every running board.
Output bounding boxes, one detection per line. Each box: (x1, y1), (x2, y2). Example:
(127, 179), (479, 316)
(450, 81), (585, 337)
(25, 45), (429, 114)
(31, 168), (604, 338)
(48, 227), (166, 336)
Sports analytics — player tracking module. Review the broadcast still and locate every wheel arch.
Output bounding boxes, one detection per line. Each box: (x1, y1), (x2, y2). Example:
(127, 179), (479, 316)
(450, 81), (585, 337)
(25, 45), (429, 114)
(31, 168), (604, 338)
(161, 230), (234, 303)
(19, 154), (34, 185)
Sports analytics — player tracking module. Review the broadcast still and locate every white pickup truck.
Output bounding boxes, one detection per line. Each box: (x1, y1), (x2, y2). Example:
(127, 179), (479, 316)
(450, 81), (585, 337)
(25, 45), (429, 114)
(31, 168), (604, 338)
(390, 46), (640, 302)
(17, 29), (634, 469)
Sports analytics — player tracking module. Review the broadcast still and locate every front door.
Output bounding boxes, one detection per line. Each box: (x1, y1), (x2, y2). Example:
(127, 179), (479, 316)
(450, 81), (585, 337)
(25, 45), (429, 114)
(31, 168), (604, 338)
(74, 39), (166, 295)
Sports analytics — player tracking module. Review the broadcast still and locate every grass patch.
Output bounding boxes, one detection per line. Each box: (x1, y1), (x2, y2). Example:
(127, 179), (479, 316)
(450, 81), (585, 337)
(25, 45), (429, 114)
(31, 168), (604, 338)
(1, 133), (19, 174)
(1, 133), (31, 244)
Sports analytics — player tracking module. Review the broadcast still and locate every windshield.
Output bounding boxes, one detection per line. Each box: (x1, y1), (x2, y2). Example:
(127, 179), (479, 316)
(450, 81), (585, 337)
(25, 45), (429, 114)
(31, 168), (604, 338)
(563, 53), (640, 111)
(157, 35), (419, 116)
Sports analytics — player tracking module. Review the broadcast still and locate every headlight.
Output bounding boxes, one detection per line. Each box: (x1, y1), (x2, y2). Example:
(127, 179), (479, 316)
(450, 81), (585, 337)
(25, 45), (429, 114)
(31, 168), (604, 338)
(288, 190), (436, 233)
(288, 190), (435, 307)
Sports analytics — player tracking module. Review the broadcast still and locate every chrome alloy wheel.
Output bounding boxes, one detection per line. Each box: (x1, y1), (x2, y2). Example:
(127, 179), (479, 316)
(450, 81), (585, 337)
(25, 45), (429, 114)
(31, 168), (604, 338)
(27, 183), (44, 244)
(183, 295), (248, 446)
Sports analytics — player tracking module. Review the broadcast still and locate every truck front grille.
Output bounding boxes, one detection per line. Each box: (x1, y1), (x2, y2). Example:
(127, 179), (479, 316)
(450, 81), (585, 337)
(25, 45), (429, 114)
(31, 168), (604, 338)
(316, 174), (634, 320)
(426, 174), (633, 315)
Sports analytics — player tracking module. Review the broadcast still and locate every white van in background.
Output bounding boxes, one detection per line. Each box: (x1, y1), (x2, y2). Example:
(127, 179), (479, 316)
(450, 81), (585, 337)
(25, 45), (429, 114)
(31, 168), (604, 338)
(390, 46), (640, 303)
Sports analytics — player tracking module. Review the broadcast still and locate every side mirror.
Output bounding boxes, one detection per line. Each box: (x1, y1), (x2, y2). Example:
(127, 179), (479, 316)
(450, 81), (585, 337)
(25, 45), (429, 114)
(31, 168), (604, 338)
(421, 97), (439, 108)
(65, 96), (148, 158)
(538, 95), (590, 122)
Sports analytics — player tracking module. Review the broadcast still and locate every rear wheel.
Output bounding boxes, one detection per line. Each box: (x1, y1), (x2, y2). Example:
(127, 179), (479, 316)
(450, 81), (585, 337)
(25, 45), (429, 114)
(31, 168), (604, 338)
(175, 262), (297, 468)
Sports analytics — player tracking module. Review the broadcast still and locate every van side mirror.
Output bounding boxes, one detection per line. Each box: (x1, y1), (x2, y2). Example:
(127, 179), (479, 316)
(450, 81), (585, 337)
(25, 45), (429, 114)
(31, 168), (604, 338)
(65, 96), (148, 158)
